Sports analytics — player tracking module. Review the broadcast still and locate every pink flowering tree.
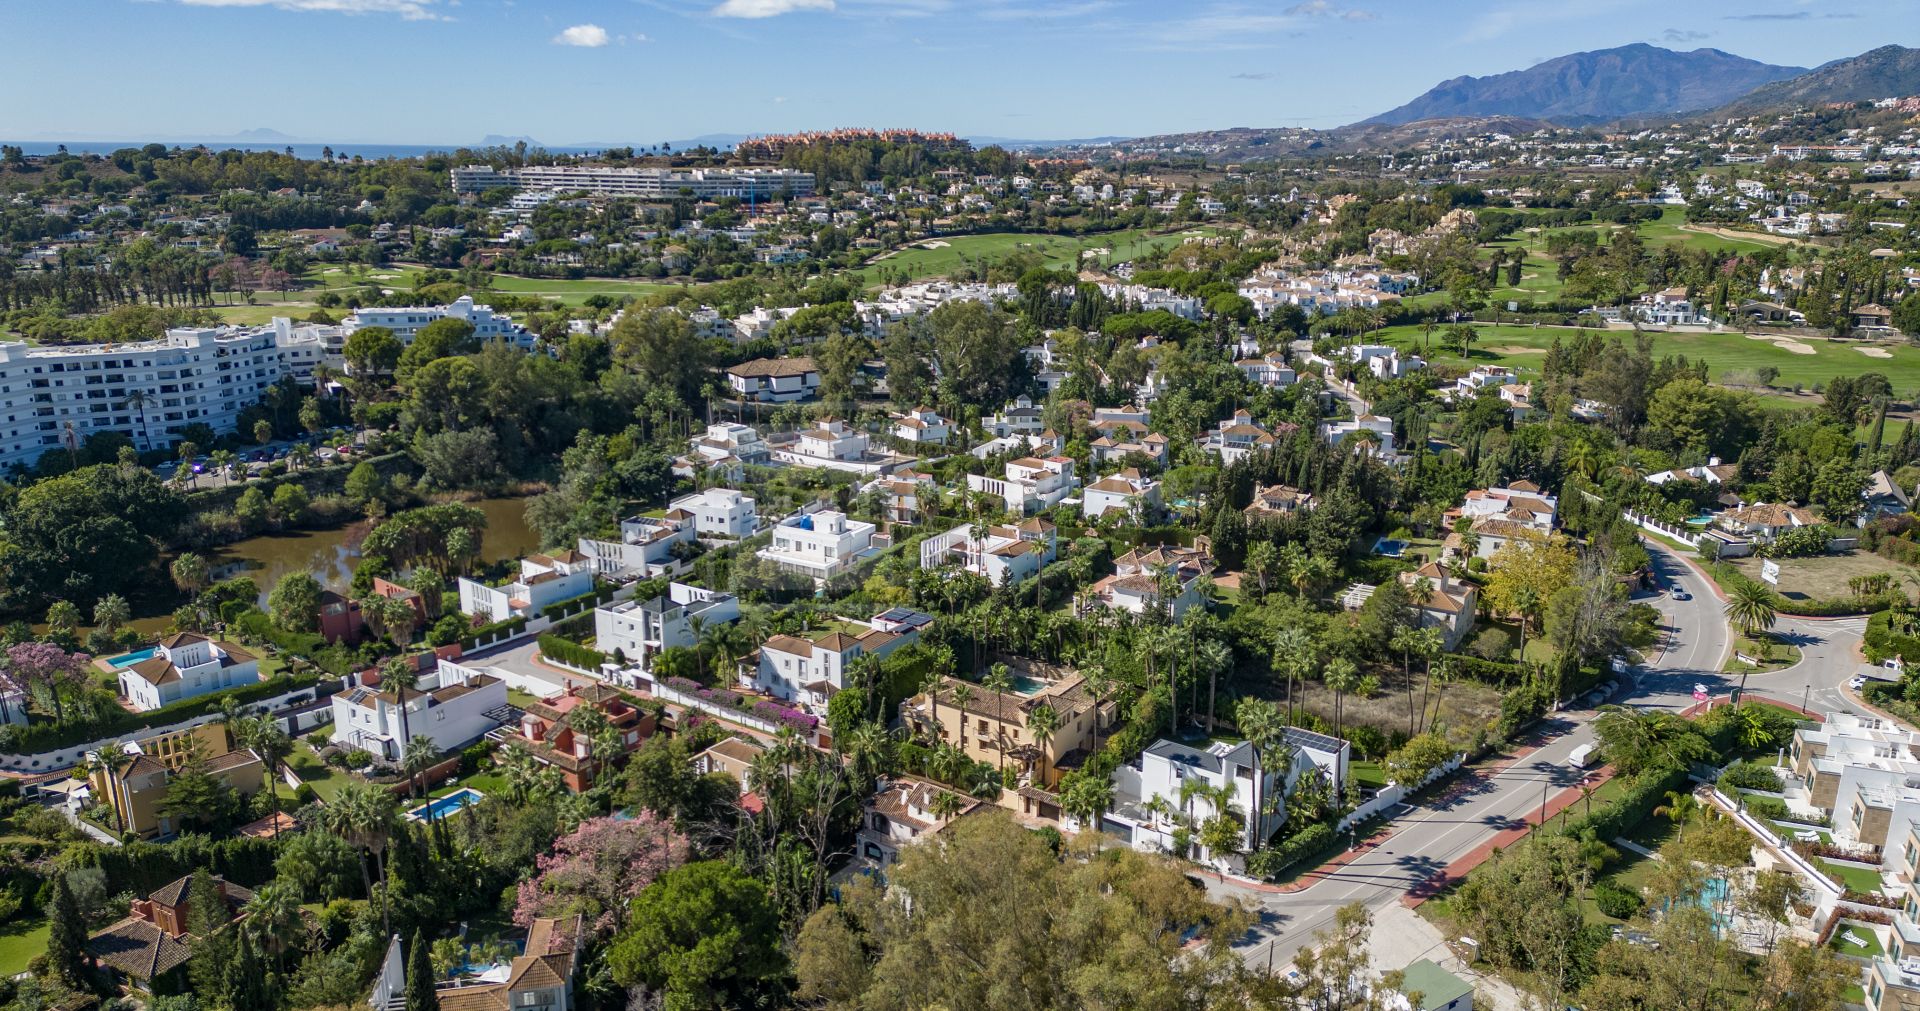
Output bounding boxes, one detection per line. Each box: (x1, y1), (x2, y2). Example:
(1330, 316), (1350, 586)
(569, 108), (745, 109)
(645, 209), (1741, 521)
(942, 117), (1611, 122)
(6, 642), (91, 725)
(513, 813), (689, 938)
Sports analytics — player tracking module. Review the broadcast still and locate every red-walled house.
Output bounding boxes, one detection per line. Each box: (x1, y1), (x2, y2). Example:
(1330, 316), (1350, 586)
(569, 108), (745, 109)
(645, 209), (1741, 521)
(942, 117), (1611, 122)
(509, 683), (657, 791)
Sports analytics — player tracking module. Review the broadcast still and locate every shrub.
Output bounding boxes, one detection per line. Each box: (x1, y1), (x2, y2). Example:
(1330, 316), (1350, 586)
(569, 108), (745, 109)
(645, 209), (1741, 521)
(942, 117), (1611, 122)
(1718, 761), (1784, 793)
(537, 634), (607, 671)
(1740, 794), (1791, 821)
(1593, 881), (1644, 920)
(1248, 821), (1336, 880)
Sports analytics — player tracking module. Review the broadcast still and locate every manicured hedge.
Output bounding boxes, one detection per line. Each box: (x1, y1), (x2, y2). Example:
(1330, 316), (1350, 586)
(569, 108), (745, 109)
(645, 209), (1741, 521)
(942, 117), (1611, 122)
(1864, 610), (1920, 665)
(1246, 822), (1336, 880)
(537, 635), (608, 671)
(1718, 761), (1784, 793)
(1557, 764), (1690, 844)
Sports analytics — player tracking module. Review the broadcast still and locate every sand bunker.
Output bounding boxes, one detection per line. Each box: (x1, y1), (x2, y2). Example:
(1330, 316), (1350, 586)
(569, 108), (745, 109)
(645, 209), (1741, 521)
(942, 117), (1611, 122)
(1743, 333), (1779, 341)
(1486, 346), (1547, 355)
(1856, 347), (1894, 359)
(918, 240), (951, 249)
(1773, 340), (1816, 355)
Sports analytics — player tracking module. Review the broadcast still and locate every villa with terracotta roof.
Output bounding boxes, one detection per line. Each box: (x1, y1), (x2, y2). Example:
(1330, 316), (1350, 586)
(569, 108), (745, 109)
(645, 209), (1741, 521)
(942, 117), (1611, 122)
(86, 729), (266, 838)
(87, 874), (252, 991)
(1245, 482), (1314, 518)
(1082, 542), (1215, 620)
(1089, 417), (1169, 467)
(506, 683), (657, 791)
(1083, 468), (1162, 521)
(967, 455), (1077, 515)
(330, 660), (508, 763)
(891, 406), (952, 445)
(901, 668), (1113, 822)
(1197, 411), (1296, 465)
(457, 550), (596, 622)
(116, 632), (260, 713)
(857, 775), (983, 865)
(1716, 501), (1823, 542)
(1400, 562), (1479, 649)
(1456, 481), (1557, 532)
(750, 610), (929, 712)
(725, 355), (819, 402)
(917, 518), (1058, 587)
(368, 914), (582, 1011)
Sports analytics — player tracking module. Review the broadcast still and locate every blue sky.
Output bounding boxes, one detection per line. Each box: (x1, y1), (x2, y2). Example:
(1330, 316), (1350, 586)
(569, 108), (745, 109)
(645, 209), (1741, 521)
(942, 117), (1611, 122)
(1, 0), (1912, 145)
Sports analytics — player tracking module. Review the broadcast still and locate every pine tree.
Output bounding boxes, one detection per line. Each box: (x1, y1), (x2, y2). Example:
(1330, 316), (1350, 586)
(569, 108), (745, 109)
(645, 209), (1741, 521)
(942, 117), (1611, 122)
(404, 930), (438, 1011)
(45, 873), (87, 986)
(186, 870), (235, 999)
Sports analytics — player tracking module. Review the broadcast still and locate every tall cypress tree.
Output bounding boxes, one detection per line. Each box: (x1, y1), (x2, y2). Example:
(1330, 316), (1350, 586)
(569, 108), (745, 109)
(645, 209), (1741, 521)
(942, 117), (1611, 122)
(186, 870), (235, 999)
(404, 930), (438, 1011)
(45, 873), (87, 986)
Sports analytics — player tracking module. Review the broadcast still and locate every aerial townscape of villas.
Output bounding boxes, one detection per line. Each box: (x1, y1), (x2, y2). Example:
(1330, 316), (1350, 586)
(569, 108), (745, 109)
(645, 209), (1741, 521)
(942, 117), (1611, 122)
(9, 20), (1920, 1011)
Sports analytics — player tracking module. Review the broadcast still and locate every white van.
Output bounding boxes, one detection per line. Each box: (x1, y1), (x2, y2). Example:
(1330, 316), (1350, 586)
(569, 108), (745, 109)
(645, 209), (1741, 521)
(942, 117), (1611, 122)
(1568, 744), (1595, 769)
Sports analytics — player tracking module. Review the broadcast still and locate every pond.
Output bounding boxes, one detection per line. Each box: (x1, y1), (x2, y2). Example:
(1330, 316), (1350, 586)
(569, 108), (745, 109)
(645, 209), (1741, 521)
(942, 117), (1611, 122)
(214, 496), (542, 604)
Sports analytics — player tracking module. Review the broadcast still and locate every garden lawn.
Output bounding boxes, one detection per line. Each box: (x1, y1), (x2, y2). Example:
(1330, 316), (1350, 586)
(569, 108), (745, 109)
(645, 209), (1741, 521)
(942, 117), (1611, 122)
(1374, 323), (1920, 392)
(1351, 761), (1388, 790)
(287, 738), (348, 802)
(1816, 857), (1885, 894)
(1724, 633), (1801, 674)
(0, 919), (49, 976)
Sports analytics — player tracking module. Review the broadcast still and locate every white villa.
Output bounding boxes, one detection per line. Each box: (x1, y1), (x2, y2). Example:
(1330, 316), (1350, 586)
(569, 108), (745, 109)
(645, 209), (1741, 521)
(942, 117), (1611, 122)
(756, 509), (879, 583)
(117, 633), (261, 713)
(918, 518), (1058, 587)
(1100, 729), (1350, 869)
(967, 456), (1077, 515)
(596, 583), (740, 676)
(330, 659), (507, 763)
(1196, 411), (1291, 465)
(457, 550), (595, 622)
(726, 357), (819, 402)
(892, 406), (952, 446)
(1234, 353), (1297, 389)
(668, 488), (759, 538)
(682, 422), (771, 477)
(1321, 415), (1396, 456)
(751, 609), (930, 711)
(578, 512), (698, 579)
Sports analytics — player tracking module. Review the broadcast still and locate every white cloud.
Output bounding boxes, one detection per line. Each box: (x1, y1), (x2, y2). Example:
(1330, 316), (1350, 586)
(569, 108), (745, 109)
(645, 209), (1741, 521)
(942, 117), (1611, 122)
(712, 0), (834, 18)
(174, 0), (443, 19)
(552, 23), (611, 46)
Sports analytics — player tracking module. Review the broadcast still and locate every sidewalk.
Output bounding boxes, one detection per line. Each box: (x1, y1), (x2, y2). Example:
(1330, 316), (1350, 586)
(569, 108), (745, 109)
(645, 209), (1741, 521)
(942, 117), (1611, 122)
(1404, 764), (1618, 907)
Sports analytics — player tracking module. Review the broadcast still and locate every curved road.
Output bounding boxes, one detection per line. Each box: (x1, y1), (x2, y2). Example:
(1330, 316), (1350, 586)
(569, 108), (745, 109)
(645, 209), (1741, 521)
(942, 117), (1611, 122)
(1224, 538), (1731, 968)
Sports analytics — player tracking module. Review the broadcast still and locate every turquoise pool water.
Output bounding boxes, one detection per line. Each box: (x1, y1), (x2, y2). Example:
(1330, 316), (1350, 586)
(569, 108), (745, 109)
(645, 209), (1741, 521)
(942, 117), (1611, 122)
(1699, 877), (1732, 932)
(409, 787), (485, 821)
(103, 647), (158, 669)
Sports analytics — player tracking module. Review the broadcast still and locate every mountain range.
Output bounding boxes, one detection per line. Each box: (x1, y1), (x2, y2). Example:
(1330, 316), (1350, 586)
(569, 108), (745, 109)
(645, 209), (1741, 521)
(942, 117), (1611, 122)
(1362, 44), (1805, 125)
(1711, 44), (1920, 115)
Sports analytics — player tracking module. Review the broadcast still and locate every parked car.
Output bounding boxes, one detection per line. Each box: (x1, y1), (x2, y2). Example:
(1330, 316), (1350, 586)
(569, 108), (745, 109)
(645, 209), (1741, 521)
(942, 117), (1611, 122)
(1671, 588), (1690, 601)
(1849, 676), (1869, 691)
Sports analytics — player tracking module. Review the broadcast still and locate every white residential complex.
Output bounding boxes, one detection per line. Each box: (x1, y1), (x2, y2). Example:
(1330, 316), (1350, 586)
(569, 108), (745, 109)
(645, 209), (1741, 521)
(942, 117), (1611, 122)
(342, 296), (534, 349)
(450, 165), (816, 200)
(918, 518), (1057, 587)
(0, 318), (333, 469)
(967, 455), (1077, 515)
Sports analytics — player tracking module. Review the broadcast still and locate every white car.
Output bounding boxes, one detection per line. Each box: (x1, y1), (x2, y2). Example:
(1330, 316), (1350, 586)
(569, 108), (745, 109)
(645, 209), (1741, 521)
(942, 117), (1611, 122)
(1671, 589), (1690, 601)
(1849, 676), (1868, 691)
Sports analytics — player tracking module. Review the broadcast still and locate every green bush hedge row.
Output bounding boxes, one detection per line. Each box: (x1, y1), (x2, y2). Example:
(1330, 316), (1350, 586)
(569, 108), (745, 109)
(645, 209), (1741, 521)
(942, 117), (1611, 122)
(537, 634), (608, 671)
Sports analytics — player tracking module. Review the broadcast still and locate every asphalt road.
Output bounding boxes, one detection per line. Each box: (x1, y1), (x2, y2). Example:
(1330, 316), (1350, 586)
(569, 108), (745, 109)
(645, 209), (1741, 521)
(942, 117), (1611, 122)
(1221, 538), (1731, 969)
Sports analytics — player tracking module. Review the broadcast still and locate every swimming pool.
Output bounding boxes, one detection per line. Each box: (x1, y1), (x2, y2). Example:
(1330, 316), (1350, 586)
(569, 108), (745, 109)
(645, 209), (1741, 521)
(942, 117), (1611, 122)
(103, 647), (158, 669)
(408, 787), (485, 821)
(1698, 877), (1732, 933)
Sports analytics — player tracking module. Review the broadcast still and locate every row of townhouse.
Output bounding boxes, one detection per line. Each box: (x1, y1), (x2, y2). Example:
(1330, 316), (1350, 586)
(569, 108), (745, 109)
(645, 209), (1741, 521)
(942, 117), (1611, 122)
(451, 164), (816, 199)
(341, 295), (535, 351)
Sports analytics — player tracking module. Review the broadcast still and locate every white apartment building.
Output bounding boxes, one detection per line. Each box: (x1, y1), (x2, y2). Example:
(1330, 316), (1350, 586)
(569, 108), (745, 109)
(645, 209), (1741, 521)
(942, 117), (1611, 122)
(668, 488), (759, 538)
(1101, 729), (1350, 868)
(341, 296), (534, 350)
(1083, 468), (1162, 521)
(756, 510), (878, 583)
(330, 659), (507, 763)
(577, 512), (697, 579)
(967, 455), (1077, 515)
(116, 633), (261, 713)
(451, 165), (815, 200)
(596, 582), (740, 674)
(0, 318), (333, 469)
(752, 610), (926, 710)
(918, 518), (1057, 587)
(457, 550), (596, 622)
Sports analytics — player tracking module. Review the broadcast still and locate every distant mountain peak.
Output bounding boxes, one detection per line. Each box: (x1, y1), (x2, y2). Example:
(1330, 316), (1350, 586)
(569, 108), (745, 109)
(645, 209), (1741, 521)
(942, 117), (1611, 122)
(1712, 44), (1920, 115)
(1362, 44), (1804, 126)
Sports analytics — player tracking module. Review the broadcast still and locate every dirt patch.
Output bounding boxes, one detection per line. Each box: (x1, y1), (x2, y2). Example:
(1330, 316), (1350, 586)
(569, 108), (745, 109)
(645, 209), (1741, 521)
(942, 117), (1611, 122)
(1726, 551), (1916, 602)
(1856, 347), (1895, 359)
(1486, 345), (1547, 355)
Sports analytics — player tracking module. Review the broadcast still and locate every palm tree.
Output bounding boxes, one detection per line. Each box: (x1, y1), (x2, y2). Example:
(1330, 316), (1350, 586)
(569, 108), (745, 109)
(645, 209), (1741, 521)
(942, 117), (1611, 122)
(242, 719), (295, 839)
(321, 780), (400, 936)
(402, 736), (439, 802)
(498, 742), (543, 804)
(243, 879), (306, 958)
(89, 742), (134, 832)
(1235, 698), (1289, 851)
(1654, 789), (1701, 837)
(171, 552), (210, 599)
(380, 657), (421, 776)
(983, 664), (1015, 772)
(1324, 657), (1360, 741)
(93, 594), (132, 637)
(1724, 578), (1778, 700)
(918, 670), (944, 745)
(120, 388), (155, 451)
(1024, 702), (1061, 780)
(1059, 771), (1113, 843)
(928, 789), (969, 822)
(1274, 627), (1316, 726)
